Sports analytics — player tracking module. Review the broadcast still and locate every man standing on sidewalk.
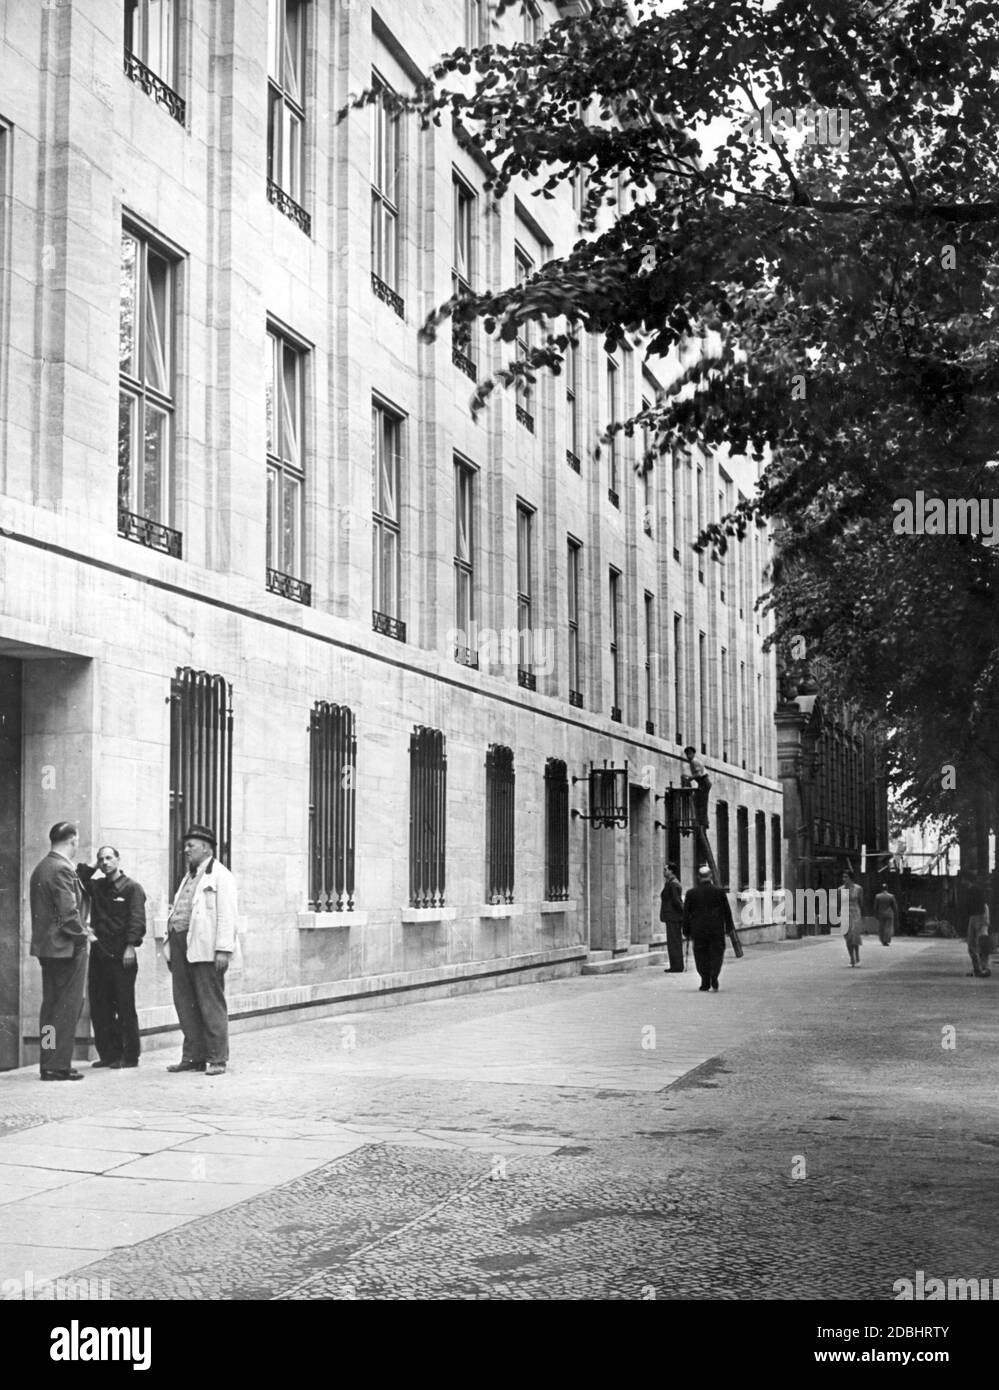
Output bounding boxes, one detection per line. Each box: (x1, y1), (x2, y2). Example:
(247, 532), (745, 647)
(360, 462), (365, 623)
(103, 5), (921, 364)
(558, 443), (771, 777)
(77, 846), (147, 1068)
(29, 821), (91, 1081)
(660, 862), (685, 973)
(165, 825), (238, 1075)
(683, 863), (735, 992)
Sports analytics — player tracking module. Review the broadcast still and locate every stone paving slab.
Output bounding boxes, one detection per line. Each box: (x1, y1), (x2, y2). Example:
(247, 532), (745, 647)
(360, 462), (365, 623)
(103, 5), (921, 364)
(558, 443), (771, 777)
(106, 1150), (335, 1186)
(0, 1244), (101, 1286)
(0, 1142), (140, 1174)
(171, 1134), (367, 1161)
(0, 1164), (88, 1191)
(0, 1183), (41, 1207)
(0, 1205), (194, 1251)
(0, 1122), (197, 1154)
(13, 1176), (270, 1216)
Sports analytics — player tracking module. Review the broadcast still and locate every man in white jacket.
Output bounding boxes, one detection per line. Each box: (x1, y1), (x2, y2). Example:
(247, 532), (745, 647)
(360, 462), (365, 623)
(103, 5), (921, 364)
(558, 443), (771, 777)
(164, 825), (238, 1075)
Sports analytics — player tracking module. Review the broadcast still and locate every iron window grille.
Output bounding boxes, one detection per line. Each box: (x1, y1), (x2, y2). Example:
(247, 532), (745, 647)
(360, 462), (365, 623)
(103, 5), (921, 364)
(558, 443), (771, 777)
(124, 0), (184, 124)
(756, 809), (767, 891)
(168, 668), (233, 895)
(267, 0), (307, 218)
(119, 225), (178, 549)
(308, 701), (356, 912)
(544, 758), (570, 901)
(716, 801), (730, 888)
(589, 764), (628, 829)
(371, 73), (401, 299)
(373, 401), (403, 633)
(569, 690), (583, 708)
(409, 725), (447, 909)
(266, 327), (307, 590)
(372, 273), (404, 318)
(485, 744), (515, 904)
(737, 805), (750, 891)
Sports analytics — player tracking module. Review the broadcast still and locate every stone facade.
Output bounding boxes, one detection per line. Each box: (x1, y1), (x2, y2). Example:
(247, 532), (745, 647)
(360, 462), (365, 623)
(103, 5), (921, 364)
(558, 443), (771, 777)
(0, 0), (782, 1067)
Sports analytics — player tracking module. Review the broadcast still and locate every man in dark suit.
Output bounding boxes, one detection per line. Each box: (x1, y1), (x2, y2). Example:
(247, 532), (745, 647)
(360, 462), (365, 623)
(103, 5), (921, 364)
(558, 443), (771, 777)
(77, 847), (147, 1068)
(660, 862), (685, 973)
(29, 821), (91, 1080)
(683, 863), (735, 992)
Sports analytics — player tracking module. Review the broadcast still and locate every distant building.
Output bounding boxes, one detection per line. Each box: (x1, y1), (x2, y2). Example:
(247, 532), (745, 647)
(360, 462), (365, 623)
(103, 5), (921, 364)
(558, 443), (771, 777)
(0, 0), (781, 1067)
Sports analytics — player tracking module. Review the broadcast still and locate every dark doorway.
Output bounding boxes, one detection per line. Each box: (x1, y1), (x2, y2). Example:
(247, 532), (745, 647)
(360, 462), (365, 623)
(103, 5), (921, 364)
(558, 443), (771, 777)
(0, 658), (22, 1068)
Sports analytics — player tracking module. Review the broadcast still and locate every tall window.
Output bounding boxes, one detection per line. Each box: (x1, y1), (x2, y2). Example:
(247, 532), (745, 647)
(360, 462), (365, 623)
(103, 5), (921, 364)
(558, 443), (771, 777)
(755, 810), (767, 891)
(409, 726), (446, 909)
(544, 758), (570, 901)
(566, 337), (581, 470)
(465, 0), (487, 47)
(740, 659), (748, 767)
(523, 0), (542, 41)
(454, 458), (476, 666)
(485, 744), (515, 904)
(372, 402), (404, 639)
(737, 805), (750, 891)
(124, 0), (183, 120)
(371, 73), (401, 307)
(516, 502), (535, 688)
(757, 671), (764, 773)
(567, 538), (582, 706)
(606, 353), (620, 505)
(452, 175), (476, 376)
(640, 396), (653, 535)
(644, 591), (655, 733)
(671, 449), (682, 559)
(716, 801), (730, 889)
(169, 668), (233, 893)
(721, 647), (731, 760)
(696, 464), (705, 581)
(309, 702), (356, 912)
(717, 488), (726, 602)
(514, 246), (535, 429)
(609, 568), (621, 720)
(265, 327), (307, 598)
(119, 225), (180, 556)
(698, 631), (707, 754)
(771, 814), (783, 889)
(673, 613), (683, 743)
(266, 0), (307, 227)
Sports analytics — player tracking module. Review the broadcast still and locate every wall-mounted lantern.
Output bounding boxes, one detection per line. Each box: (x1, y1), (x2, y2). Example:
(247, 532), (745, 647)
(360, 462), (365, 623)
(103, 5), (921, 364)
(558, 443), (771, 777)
(571, 760), (629, 828)
(662, 782), (698, 837)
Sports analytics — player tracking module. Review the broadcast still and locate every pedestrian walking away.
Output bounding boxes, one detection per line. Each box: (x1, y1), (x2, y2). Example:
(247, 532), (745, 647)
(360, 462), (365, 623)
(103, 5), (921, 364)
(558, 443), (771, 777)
(29, 820), (92, 1080)
(77, 846), (147, 1068)
(873, 880), (899, 947)
(842, 870), (864, 967)
(682, 863), (734, 992)
(164, 825), (239, 1075)
(963, 873), (992, 978)
(660, 861), (685, 973)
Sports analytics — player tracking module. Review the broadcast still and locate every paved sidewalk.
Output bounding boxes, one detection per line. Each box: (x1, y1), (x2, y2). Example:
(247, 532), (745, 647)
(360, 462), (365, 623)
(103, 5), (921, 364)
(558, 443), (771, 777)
(1, 935), (991, 1299)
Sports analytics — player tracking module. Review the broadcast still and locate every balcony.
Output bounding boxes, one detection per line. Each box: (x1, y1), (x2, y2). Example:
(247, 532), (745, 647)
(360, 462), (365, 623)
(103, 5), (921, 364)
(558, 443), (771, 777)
(610, 706), (622, 723)
(452, 347), (477, 381)
(454, 645), (479, 669)
(566, 450), (581, 473)
(516, 405), (534, 433)
(117, 508), (182, 559)
(645, 720), (655, 735)
(373, 610), (406, 642)
(608, 488), (620, 508)
(569, 690), (583, 709)
(123, 51), (185, 125)
(518, 668), (537, 691)
(266, 179), (311, 236)
(266, 568), (311, 605)
(372, 273), (404, 318)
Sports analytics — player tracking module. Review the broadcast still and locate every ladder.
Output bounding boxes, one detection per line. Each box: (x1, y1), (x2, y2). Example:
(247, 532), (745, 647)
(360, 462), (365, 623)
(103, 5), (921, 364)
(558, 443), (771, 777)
(694, 824), (720, 883)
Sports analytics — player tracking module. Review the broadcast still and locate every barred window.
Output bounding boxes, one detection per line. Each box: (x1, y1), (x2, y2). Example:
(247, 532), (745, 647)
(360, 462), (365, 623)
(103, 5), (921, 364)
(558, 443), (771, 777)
(737, 805), (749, 891)
(169, 669), (233, 893)
(716, 801), (730, 889)
(119, 225), (180, 554)
(267, 0), (306, 209)
(409, 726), (446, 909)
(544, 758), (569, 901)
(756, 809), (767, 891)
(485, 744), (515, 904)
(371, 72), (401, 295)
(309, 702), (356, 912)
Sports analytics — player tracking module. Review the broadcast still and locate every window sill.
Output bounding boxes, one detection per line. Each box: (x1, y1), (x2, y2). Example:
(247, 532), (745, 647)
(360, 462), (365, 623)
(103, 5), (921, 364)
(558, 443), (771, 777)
(541, 900), (577, 914)
(298, 911), (369, 930)
(401, 906), (456, 923)
(479, 904), (524, 919)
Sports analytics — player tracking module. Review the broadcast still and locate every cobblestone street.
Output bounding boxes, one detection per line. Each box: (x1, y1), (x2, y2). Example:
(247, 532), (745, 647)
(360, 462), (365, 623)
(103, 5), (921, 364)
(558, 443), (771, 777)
(2, 936), (997, 1301)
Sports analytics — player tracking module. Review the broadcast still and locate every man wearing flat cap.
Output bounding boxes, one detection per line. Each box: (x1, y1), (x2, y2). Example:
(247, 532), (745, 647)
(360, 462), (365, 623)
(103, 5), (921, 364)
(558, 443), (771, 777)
(164, 825), (239, 1075)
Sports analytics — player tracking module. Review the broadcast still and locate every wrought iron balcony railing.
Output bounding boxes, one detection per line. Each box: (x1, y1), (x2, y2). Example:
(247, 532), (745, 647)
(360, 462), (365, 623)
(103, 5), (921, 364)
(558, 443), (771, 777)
(569, 689), (583, 709)
(118, 508), (182, 558)
(123, 51), (185, 125)
(452, 347), (477, 380)
(266, 568), (311, 605)
(266, 179), (311, 235)
(372, 273), (404, 318)
(373, 610), (406, 642)
(608, 488), (620, 508)
(646, 720), (655, 735)
(518, 668), (537, 691)
(454, 645), (479, 669)
(610, 705), (622, 723)
(566, 449), (581, 473)
(516, 405), (534, 433)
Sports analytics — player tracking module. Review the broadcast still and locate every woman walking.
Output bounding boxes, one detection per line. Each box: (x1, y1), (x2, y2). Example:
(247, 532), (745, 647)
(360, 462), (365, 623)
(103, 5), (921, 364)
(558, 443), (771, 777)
(842, 870), (864, 966)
